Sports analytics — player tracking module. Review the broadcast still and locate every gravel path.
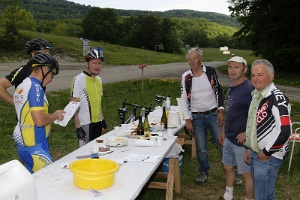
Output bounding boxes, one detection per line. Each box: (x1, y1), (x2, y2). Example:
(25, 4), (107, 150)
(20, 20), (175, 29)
(1, 61), (299, 102)
(216, 69), (300, 102)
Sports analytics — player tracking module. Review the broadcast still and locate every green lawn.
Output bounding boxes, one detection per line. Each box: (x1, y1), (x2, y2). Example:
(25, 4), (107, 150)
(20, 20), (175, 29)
(1, 78), (300, 199)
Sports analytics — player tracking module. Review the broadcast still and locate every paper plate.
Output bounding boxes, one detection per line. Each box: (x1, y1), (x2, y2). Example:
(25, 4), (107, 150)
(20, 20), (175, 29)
(106, 137), (128, 147)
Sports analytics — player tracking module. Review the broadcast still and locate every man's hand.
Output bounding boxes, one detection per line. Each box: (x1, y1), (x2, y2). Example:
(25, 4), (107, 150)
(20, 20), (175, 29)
(219, 129), (225, 146)
(244, 149), (251, 164)
(236, 132), (246, 145)
(217, 110), (224, 127)
(185, 119), (194, 136)
(75, 127), (86, 139)
(258, 150), (270, 161)
(101, 120), (107, 132)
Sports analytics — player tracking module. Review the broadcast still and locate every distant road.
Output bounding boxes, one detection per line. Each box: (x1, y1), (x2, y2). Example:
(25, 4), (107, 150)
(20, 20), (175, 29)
(1, 62), (225, 94)
(2, 61), (299, 102)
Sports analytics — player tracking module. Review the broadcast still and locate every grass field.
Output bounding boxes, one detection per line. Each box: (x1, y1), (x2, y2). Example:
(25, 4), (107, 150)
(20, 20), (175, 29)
(1, 78), (300, 199)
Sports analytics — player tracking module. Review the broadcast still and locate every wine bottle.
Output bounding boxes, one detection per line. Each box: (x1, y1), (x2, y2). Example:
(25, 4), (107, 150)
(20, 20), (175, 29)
(144, 113), (150, 139)
(165, 97), (171, 119)
(136, 116), (144, 136)
(161, 105), (168, 130)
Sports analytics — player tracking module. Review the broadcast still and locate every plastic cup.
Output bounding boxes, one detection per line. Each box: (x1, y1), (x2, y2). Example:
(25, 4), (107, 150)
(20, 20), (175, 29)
(157, 137), (163, 146)
(114, 126), (122, 136)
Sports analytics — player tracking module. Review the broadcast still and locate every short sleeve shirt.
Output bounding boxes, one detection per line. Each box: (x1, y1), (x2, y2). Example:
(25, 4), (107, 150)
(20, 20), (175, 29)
(5, 64), (31, 89)
(71, 71), (103, 125)
(224, 79), (254, 145)
(13, 77), (50, 147)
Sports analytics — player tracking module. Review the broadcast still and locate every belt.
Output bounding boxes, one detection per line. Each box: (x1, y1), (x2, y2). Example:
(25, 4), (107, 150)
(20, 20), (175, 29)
(192, 108), (217, 115)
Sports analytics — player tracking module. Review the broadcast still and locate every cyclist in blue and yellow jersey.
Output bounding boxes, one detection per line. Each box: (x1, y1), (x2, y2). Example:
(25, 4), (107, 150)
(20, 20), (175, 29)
(13, 52), (65, 173)
(0, 38), (53, 105)
(71, 47), (107, 147)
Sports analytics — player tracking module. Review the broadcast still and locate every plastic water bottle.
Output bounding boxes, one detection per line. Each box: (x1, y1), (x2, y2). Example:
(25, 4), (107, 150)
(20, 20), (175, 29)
(165, 97), (171, 112)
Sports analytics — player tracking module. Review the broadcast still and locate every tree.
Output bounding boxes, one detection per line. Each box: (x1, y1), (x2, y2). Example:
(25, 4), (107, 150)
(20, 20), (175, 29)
(0, 0), (36, 48)
(52, 22), (68, 36)
(82, 7), (119, 44)
(183, 29), (210, 48)
(160, 17), (182, 53)
(229, 0), (300, 73)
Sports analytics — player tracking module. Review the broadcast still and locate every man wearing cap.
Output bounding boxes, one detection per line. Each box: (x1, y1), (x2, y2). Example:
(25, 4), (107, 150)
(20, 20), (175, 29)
(219, 56), (254, 200)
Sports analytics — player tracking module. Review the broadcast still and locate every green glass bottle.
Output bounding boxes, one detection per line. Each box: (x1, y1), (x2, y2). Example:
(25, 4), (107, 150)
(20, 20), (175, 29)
(136, 116), (144, 136)
(161, 105), (168, 130)
(144, 113), (150, 139)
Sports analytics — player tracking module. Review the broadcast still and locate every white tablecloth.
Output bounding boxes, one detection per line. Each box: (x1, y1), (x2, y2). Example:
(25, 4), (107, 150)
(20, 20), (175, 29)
(33, 109), (185, 200)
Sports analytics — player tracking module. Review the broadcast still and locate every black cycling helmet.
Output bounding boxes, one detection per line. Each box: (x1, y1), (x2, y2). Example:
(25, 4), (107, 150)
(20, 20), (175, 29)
(30, 52), (59, 75)
(85, 47), (104, 62)
(25, 38), (53, 55)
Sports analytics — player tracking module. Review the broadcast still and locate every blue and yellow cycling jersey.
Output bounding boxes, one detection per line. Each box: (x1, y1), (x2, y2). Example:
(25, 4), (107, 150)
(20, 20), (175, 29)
(13, 77), (50, 147)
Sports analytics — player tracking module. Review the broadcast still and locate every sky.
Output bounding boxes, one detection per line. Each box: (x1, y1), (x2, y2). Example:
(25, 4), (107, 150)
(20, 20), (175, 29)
(67, 0), (231, 15)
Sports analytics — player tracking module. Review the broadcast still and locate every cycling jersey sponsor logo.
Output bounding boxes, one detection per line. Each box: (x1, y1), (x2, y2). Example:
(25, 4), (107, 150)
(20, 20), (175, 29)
(18, 88), (23, 94)
(14, 88), (24, 104)
(35, 83), (41, 102)
(257, 101), (268, 124)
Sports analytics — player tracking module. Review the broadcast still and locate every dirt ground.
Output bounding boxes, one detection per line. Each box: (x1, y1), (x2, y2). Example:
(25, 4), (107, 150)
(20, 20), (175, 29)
(1, 60), (299, 102)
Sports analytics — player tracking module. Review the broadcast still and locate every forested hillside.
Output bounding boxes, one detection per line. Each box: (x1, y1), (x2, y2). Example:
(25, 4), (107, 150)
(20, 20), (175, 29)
(0, 0), (238, 27)
(0, 0), (241, 58)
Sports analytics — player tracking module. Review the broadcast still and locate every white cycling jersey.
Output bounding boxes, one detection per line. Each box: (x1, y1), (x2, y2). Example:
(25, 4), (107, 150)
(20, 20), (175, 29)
(71, 71), (103, 126)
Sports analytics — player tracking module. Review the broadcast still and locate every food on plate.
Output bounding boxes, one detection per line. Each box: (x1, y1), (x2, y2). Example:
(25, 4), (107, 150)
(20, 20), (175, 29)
(107, 137), (128, 147)
(99, 147), (110, 152)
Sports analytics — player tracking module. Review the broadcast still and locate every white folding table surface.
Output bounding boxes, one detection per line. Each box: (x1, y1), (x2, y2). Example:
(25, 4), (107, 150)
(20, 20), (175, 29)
(33, 127), (184, 199)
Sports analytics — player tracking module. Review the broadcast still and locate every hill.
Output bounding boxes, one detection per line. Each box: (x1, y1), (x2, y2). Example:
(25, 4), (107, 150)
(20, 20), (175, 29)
(0, 0), (239, 27)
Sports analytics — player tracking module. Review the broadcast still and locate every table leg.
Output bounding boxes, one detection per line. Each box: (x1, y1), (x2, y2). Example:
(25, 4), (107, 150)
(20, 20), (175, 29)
(146, 158), (182, 199)
(173, 158), (181, 194)
(166, 158), (175, 200)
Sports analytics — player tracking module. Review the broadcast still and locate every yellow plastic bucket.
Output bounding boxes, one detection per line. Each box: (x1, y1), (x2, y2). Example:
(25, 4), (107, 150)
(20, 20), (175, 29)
(69, 158), (119, 190)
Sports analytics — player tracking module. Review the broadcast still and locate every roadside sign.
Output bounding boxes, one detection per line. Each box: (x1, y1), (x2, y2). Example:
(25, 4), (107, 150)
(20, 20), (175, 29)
(82, 39), (90, 56)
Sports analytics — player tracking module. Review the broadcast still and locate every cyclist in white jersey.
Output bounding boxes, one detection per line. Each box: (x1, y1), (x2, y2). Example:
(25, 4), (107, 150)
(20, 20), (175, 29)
(71, 48), (107, 146)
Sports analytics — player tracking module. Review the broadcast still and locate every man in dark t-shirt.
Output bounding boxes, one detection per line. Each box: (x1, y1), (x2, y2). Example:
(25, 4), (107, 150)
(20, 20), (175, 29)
(219, 56), (254, 200)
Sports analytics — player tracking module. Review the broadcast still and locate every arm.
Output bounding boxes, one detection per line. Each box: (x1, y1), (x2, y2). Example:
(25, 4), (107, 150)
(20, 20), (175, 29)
(71, 97), (81, 129)
(244, 149), (251, 164)
(262, 95), (291, 156)
(180, 73), (191, 121)
(214, 70), (224, 109)
(0, 78), (14, 105)
(210, 68), (224, 126)
(219, 125), (225, 146)
(217, 109), (224, 127)
(31, 109), (64, 127)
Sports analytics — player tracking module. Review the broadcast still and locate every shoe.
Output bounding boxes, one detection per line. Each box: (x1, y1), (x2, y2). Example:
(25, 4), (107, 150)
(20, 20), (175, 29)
(195, 172), (208, 185)
(219, 196), (234, 200)
(234, 177), (243, 185)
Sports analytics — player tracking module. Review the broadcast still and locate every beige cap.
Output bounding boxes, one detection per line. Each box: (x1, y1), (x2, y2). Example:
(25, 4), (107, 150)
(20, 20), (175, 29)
(227, 56), (247, 66)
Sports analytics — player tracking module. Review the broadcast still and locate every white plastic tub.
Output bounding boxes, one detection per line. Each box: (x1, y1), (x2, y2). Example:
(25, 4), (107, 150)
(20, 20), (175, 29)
(0, 160), (36, 200)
